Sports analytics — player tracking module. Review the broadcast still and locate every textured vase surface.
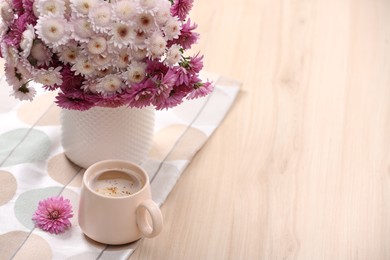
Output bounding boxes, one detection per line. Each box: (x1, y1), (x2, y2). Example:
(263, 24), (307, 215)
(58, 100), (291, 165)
(60, 106), (155, 169)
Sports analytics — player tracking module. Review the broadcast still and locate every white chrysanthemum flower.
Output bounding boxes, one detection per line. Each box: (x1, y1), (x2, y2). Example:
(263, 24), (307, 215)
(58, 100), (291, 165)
(110, 23), (135, 48)
(0, 1), (14, 22)
(138, 0), (158, 15)
(16, 60), (34, 79)
(33, 0), (40, 17)
(136, 12), (155, 32)
(91, 53), (112, 70)
(131, 48), (147, 61)
(1, 43), (18, 66)
(64, 0), (72, 18)
(114, 48), (132, 69)
(70, 0), (98, 17)
(37, 0), (65, 16)
(112, 0), (137, 23)
(30, 40), (52, 66)
(96, 74), (123, 95)
(87, 36), (107, 55)
(163, 17), (181, 40)
(34, 67), (63, 86)
(88, 2), (112, 33)
(57, 41), (79, 64)
(155, 0), (171, 26)
(5, 63), (26, 88)
(132, 29), (149, 50)
(145, 32), (166, 59)
(124, 61), (146, 84)
(71, 17), (94, 42)
(0, 22), (8, 38)
(165, 44), (182, 66)
(96, 67), (114, 78)
(11, 83), (37, 101)
(36, 15), (70, 47)
(5, 60), (33, 87)
(20, 25), (35, 58)
(72, 56), (95, 76)
(81, 79), (98, 93)
(106, 43), (120, 55)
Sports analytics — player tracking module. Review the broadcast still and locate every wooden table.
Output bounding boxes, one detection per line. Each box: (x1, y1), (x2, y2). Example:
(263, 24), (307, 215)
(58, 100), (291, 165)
(130, 0), (390, 259)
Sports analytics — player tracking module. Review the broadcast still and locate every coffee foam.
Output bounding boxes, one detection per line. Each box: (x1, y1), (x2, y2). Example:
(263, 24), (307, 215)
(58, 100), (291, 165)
(91, 169), (144, 197)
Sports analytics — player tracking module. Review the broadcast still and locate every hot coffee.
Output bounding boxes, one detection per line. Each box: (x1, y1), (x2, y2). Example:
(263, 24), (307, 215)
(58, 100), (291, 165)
(79, 160), (163, 244)
(91, 169), (144, 197)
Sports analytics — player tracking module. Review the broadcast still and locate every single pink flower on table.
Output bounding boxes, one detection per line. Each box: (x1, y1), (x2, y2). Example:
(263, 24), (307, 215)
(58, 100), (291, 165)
(32, 196), (73, 235)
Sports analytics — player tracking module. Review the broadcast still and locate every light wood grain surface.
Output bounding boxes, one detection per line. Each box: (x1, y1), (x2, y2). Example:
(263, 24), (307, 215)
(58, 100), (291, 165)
(0, 0), (389, 259)
(129, 0), (390, 259)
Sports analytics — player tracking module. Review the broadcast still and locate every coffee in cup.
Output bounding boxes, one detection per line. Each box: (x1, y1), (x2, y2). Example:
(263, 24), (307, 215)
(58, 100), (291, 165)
(78, 160), (163, 245)
(91, 169), (144, 197)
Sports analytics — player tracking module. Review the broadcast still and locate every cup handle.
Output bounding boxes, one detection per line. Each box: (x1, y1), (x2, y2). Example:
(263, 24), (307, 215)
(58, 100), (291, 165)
(136, 200), (163, 238)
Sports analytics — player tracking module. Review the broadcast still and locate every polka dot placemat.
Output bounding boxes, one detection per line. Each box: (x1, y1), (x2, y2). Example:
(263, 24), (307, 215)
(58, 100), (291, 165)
(0, 75), (240, 259)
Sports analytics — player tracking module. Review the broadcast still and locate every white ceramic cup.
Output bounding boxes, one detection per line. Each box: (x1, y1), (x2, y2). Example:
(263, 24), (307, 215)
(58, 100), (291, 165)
(78, 160), (163, 245)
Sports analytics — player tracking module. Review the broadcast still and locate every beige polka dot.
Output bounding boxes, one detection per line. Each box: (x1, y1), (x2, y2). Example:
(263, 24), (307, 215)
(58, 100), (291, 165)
(0, 231), (52, 260)
(149, 125), (207, 161)
(0, 171), (17, 206)
(18, 92), (61, 126)
(48, 153), (85, 187)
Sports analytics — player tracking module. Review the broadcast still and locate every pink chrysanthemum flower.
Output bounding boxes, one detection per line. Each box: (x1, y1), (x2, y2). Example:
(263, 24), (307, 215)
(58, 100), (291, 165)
(177, 53), (203, 76)
(187, 79), (214, 100)
(12, 0), (24, 15)
(32, 196), (73, 235)
(0, 0), (210, 110)
(168, 19), (199, 50)
(173, 66), (191, 85)
(170, 0), (193, 21)
(150, 73), (175, 103)
(160, 68), (178, 91)
(22, 0), (35, 13)
(154, 88), (186, 110)
(3, 13), (35, 47)
(124, 78), (155, 108)
(59, 65), (84, 92)
(188, 53), (203, 74)
(55, 90), (95, 111)
(146, 58), (169, 76)
(96, 93), (127, 108)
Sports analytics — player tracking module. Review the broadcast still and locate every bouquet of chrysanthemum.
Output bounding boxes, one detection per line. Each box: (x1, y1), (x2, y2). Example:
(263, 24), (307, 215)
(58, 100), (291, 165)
(0, 0), (213, 110)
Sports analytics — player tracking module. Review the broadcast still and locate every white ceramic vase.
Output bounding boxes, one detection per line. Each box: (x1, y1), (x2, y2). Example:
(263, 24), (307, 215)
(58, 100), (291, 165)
(60, 106), (155, 169)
